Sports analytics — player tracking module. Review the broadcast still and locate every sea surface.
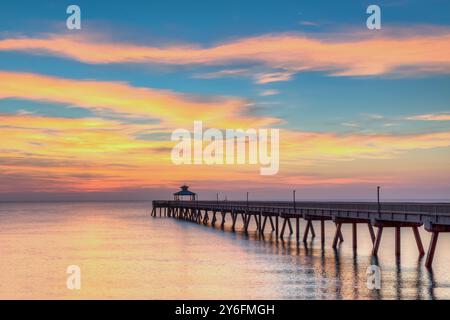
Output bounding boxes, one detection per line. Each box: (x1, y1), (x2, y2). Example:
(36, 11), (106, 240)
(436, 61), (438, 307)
(0, 201), (449, 299)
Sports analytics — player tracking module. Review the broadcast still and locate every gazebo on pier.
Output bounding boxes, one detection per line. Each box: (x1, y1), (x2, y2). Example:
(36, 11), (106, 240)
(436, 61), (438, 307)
(173, 185), (197, 201)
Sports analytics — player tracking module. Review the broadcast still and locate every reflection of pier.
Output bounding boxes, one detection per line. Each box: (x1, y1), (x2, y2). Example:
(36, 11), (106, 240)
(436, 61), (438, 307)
(151, 200), (450, 268)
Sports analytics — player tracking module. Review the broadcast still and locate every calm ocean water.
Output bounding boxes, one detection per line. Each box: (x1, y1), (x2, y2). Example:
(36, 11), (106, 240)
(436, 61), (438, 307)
(0, 201), (448, 299)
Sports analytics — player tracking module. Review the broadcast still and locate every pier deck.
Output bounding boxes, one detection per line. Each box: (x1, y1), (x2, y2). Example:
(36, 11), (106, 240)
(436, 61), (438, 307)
(151, 200), (450, 268)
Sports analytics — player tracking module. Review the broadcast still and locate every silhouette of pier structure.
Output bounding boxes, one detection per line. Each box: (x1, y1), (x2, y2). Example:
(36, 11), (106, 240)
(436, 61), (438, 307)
(151, 199), (450, 268)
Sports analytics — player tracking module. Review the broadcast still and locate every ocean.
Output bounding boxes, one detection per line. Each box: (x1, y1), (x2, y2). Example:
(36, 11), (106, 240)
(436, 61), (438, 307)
(0, 201), (448, 299)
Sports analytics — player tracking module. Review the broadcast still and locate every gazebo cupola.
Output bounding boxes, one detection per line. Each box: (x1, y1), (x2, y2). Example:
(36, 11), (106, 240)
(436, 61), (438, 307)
(173, 185), (197, 201)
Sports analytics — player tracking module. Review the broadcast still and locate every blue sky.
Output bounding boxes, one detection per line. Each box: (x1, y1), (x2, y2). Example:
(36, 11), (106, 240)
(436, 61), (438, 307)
(0, 0), (450, 200)
(1, 0), (449, 132)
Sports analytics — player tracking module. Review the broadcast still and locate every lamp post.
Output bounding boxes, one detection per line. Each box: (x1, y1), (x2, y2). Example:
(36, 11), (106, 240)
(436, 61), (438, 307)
(293, 190), (296, 210)
(377, 186), (381, 214)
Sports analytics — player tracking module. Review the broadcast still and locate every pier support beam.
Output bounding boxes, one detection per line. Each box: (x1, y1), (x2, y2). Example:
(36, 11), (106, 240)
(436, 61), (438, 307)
(310, 222), (316, 238)
(258, 211), (263, 234)
(202, 210), (207, 225)
(352, 223), (357, 250)
(302, 220), (318, 243)
(395, 227), (401, 257)
(424, 222), (450, 268)
(275, 216), (279, 240)
(269, 216), (275, 232)
(301, 213), (330, 244)
(426, 232), (439, 268)
(231, 212), (237, 231)
(368, 223), (376, 244)
(332, 217), (380, 250)
(321, 220), (325, 247)
(212, 211), (217, 226)
(371, 219), (424, 258)
(412, 226), (425, 256)
(303, 220), (311, 243)
(332, 223), (342, 249)
(261, 216), (268, 233)
(260, 214), (276, 234)
(280, 217), (292, 239)
(254, 214), (261, 233)
(372, 226), (383, 256)
(221, 211), (226, 228)
(280, 218), (286, 238)
(243, 214), (250, 233)
(196, 209), (202, 223)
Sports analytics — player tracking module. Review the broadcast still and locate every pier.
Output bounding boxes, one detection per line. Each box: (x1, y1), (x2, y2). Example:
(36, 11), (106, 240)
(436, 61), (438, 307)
(151, 200), (450, 268)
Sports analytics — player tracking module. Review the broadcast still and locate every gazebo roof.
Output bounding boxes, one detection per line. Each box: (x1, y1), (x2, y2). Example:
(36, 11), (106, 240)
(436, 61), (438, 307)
(173, 185), (196, 196)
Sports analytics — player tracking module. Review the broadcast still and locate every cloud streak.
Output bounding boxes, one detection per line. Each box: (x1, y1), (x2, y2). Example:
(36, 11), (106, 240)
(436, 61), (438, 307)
(1, 29), (450, 77)
(2, 110), (450, 193)
(0, 71), (278, 128)
(407, 112), (450, 121)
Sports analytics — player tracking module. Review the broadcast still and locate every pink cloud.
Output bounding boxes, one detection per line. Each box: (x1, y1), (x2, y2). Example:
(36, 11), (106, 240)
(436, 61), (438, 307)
(1, 28), (450, 78)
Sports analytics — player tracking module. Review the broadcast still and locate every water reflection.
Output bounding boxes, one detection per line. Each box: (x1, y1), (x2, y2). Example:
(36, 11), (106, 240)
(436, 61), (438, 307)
(218, 215), (449, 299)
(0, 202), (448, 299)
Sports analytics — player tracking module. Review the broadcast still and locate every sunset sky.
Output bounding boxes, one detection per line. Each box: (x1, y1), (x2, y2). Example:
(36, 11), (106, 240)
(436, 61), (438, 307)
(1, 0), (450, 201)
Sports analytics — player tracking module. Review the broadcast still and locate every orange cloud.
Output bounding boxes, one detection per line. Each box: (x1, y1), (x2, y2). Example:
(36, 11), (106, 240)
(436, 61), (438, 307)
(2, 112), (450, 193)
(1, 30), (450, 76)
(0, 71), (278, 128)
(281, 130), (450, 163)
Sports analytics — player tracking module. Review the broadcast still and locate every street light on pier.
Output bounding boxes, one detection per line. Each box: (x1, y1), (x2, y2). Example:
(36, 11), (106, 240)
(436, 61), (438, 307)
(377, 186), (381, 214)
(293, 190), (296, 210)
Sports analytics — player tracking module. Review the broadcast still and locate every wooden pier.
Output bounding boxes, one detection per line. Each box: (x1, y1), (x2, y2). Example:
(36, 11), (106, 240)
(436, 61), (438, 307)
(151, 200), (450, 268)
